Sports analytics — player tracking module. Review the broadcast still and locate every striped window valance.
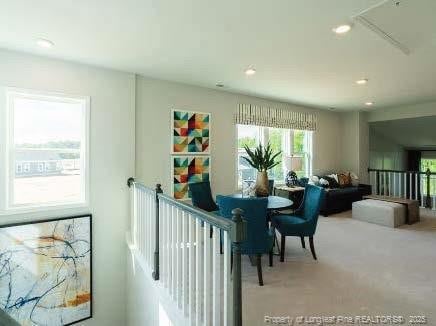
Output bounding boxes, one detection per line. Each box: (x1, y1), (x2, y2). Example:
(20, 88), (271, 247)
(235, 104), (317, 131)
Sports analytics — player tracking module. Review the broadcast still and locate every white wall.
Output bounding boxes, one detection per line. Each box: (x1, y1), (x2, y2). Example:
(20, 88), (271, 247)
(367, 101), (436, 122)
(0, 49), (135, 326)
(135, 75), (341, 195)
(339, 111), (369, 183)
(369, 129), (406, 171)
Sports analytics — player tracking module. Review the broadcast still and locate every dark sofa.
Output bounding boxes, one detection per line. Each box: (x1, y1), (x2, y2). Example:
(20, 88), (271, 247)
(320, 184), (372, 216)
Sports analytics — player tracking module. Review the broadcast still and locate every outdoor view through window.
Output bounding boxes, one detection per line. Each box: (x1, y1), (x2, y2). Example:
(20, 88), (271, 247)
(237, 124), (312, 187)
(9, 91), (87, 208)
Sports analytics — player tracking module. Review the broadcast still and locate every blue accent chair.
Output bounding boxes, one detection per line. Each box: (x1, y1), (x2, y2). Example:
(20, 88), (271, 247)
(189, 181), (219, 213)
(272, 184), (325, 261)
(216, 195), (274, 286)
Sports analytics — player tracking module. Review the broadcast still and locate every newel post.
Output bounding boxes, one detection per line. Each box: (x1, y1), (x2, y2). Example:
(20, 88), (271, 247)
(152, 184), (163, 280)
(426, 169), (431, 209)
(231, 208), (246, 326)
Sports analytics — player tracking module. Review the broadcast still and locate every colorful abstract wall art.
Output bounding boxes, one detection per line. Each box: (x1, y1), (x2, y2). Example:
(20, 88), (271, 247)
(0, 215), (92, 325)
(172, 156), (211, 199)
(172, 110), (210, 154)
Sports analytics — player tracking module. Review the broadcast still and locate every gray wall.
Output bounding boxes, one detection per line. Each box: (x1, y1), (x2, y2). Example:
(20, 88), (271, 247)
(0, 49), (135, 326)
(369, 128), (406, 170)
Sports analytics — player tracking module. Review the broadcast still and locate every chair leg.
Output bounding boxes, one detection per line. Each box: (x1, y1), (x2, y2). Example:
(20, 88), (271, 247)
(309, 236), (317, 260)
(269, 250), (273, 267)
(256, 254), (264, 286)
(300, 236), (305, 249)
(280, 235), (285, 262)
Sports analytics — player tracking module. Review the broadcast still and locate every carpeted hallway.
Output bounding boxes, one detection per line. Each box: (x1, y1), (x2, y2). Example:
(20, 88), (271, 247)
(242, 209), (436, 325)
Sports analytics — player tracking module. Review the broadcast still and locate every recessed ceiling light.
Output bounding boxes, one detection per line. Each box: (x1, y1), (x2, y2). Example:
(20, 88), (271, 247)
(356, 78), (368, 85)
(244, 67), (256, 76)
(365, 102), (374, 106)
(332, 24), (352, 34)
(36, 38), (54, 48)
(215, 83), (224, 88)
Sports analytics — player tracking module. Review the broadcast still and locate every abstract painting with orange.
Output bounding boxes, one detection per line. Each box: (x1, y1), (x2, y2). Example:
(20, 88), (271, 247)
(172, 110), (210, 154)
(0, 215), (92, 325)
(172, 156), (210, 199)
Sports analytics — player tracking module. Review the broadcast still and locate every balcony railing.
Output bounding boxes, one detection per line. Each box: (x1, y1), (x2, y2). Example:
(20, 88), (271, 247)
(368, 168), (436, 209)
(127, 178), (245, 326)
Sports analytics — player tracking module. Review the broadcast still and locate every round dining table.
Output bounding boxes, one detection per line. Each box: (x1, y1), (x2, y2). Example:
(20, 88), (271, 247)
(230, 194), (293, 211)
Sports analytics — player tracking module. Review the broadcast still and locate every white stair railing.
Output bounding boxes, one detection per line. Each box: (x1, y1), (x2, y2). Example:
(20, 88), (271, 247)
(368, 168), (436, 209)
(127, 178), (245, 326)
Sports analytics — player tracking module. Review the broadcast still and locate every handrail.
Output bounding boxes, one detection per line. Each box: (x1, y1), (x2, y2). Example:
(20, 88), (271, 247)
(368, 168), (436, 175)
(158, 193), (235, 233)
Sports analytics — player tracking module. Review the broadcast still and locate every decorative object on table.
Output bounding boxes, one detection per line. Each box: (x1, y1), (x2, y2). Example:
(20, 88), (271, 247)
(0, 215), (92, 325)
(242, 179), (256, 197)
(172, 156), (211, 199)
(284, 155), (303, 187)
(242, 143), (281, 197)
(272, 184), (325, 261)
(216, 195), (274, 286)
(172, 110), (210, 154)
(273, 185), (305, 210)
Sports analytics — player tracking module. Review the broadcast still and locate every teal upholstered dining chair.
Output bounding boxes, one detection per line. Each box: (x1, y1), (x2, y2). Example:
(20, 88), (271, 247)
(272, 184), (325, 261)
(216, 195), (274, 286)
(189, 181), (219, 213)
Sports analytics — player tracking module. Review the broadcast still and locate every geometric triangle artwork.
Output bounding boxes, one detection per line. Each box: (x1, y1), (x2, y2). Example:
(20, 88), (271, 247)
(172, 110), (210, 153)
(172, 156), (211, 199)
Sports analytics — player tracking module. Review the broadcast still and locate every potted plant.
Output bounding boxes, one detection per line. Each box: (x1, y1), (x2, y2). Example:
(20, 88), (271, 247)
(242, 143), (281, 197)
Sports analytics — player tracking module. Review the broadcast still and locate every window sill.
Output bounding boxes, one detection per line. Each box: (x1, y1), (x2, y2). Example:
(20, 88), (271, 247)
(0, 202), (91, 223)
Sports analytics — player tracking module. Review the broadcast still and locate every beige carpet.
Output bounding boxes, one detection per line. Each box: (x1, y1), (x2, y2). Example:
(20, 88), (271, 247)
(242, 209), (436, 325)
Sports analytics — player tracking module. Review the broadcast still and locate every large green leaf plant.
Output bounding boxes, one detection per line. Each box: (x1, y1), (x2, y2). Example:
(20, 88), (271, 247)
(242, 143), (281, 172)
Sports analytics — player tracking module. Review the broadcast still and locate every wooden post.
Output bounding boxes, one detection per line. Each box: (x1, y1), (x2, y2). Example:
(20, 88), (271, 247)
(376, 171), (380, 195)
(152, 184), (163, 280)
(231, 208), (246, 326)
(426, 169), (431, 209)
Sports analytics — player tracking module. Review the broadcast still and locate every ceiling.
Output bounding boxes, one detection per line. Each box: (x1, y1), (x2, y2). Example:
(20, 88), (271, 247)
(1, 0), (436, 110)
(370, 116), (436, 149)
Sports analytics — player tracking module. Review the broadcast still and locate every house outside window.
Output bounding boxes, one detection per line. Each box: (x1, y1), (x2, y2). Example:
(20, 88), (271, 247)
(0, 88), (90, 213)
(236, 124), (312, 187)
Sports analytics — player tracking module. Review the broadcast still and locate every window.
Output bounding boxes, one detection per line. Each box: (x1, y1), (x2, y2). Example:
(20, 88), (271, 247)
(0, 88), (89, 212)
(236, 124), (312, 187)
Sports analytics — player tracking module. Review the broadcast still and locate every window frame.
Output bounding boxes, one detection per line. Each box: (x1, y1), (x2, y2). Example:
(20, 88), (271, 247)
(235, 124), (313, 189)
(0, 87), (90, 215)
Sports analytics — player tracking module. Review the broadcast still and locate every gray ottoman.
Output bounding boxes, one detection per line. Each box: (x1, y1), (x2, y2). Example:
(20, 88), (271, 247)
(352, 199), (406, 228)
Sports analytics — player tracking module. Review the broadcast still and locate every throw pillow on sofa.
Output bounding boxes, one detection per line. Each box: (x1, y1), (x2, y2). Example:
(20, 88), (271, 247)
(338, 173), (352, 187)
(322, 175), (340, 188)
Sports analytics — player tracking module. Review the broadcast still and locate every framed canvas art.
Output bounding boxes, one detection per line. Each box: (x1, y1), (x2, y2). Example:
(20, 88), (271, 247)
(172, 110), (210, 154)
(172, 156), (211, 199)
(0, 215), (92, 325)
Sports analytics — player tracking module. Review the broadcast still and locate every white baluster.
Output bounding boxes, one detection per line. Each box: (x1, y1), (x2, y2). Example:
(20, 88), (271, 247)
(182, 211), (188, 316)
(203, 222), (211, 326)
(195, 219), (203, 326)
(171, 206), (176, 297)
(161, 201), (166, 287)
(166, 203), (171, 289)
(212, 226), (221, 326)
(189, 216), (196, 323)
(176, 208), (181, 305)
(415, 173), (418, 200)
(393, 172), (397, 197)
